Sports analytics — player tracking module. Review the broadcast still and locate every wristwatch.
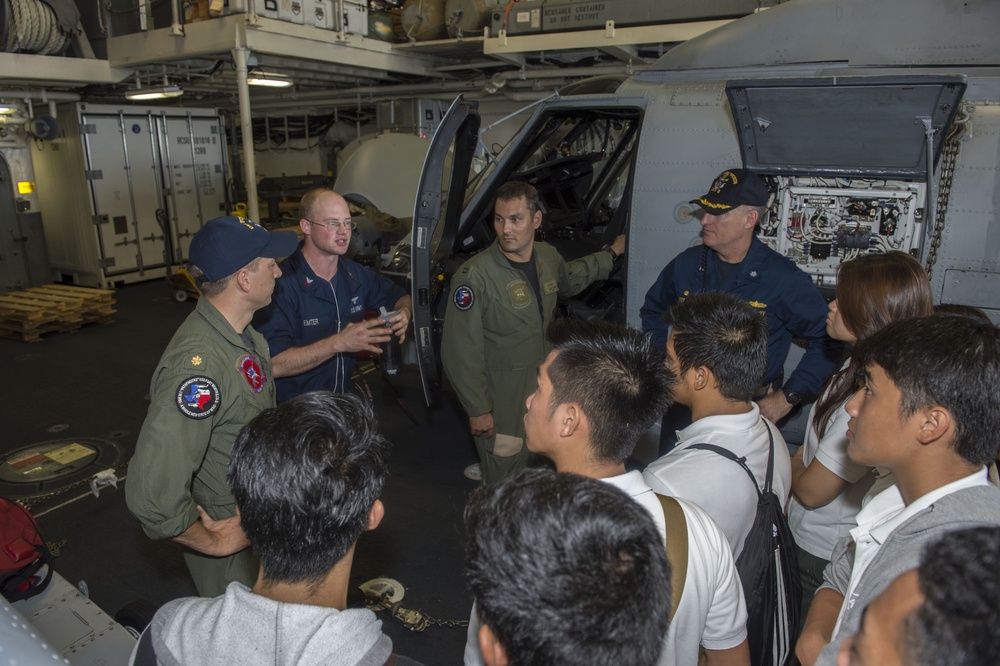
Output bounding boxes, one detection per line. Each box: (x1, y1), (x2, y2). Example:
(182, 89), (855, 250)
(601, 244), (619, 261)
(782, 387), (804, 406)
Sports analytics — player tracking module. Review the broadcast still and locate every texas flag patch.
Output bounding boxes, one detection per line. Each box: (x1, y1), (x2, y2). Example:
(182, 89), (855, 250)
(176, 377), (221, 419)
(454, 285), (475, 311)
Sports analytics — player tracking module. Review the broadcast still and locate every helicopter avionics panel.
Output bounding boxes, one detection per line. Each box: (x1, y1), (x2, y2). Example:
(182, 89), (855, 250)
(760, 178), (925, 288)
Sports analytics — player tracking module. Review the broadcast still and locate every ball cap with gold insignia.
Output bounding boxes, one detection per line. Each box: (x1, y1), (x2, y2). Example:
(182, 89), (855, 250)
(690, 169), (769, 212)
(189, 215), (299, 281)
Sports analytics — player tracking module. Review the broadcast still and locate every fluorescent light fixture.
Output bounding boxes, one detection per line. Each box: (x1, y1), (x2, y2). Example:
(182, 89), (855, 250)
(248, 71), (293, 88)
(125, 84), (184, 101)
(0, 101), (27, 124)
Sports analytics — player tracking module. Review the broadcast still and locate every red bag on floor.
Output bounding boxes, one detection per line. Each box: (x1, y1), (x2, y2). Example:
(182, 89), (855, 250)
(0, 497), (53, 602)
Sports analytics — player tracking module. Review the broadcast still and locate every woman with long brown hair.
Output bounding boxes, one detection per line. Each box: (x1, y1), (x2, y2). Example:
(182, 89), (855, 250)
(787, 251), (933, 620)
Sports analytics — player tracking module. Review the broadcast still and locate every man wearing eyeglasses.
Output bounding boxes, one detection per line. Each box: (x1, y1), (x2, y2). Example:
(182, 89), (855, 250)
(255, 188), (411, 400)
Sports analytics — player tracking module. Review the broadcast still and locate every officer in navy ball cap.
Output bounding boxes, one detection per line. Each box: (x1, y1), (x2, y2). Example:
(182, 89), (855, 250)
(690, 168), (770, 212)
(127, 215), (298, 597)
(189, 215), (299, 282)
(641, 168), (841, 449)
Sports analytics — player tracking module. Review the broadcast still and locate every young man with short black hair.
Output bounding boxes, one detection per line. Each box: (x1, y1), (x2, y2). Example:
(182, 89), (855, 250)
(796, 315), (1000, 666)
(134, 391), (416, 666)
(464, 319), (749, 666)
(465, 468), (672, 666)
(643, 292), (792, 557)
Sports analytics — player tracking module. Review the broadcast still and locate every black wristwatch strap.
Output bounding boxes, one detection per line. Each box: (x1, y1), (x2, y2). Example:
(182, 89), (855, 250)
(782, 386), (803, 406)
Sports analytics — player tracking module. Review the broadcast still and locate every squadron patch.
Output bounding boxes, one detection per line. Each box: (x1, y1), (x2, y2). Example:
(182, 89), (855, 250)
(176, 377), (221, 419)
(508, 280), (532, 309)
(454, 285), (475, 311)
(238, 355), (266, 393)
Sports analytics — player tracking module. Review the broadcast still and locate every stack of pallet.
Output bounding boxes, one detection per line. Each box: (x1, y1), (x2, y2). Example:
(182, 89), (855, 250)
(0, 285), (117, 343)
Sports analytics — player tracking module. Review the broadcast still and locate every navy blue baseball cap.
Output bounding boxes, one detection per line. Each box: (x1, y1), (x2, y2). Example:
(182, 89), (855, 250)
(189, 216), (298, 281)
(691, 169), (769, 212)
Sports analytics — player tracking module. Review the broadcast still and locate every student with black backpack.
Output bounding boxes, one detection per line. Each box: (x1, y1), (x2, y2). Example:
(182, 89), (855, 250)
(463, 319), (751, 666)
(644, 292), (800, 666)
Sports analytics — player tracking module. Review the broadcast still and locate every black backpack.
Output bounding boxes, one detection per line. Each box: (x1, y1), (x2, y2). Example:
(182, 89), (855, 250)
(690, 422), (801, 666)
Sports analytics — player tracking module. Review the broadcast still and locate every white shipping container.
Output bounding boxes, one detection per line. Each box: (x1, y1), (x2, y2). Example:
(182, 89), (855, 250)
(31, 104), (228, 287)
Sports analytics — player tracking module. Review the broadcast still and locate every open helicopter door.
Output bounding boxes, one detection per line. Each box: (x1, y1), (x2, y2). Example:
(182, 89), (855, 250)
(411, 96), (481, 406)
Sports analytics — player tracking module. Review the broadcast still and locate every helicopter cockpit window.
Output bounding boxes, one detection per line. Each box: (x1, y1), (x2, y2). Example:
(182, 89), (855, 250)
(489, 109), (640, 245)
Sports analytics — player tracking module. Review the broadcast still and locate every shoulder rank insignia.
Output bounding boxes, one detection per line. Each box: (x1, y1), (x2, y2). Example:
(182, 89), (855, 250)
(191, 355), (203, 366)
(176, 377), (220, 419)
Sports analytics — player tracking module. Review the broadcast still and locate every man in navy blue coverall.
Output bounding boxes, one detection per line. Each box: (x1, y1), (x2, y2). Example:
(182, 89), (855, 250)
(255, 188), (412, 401)
(641, 169), (840, 425)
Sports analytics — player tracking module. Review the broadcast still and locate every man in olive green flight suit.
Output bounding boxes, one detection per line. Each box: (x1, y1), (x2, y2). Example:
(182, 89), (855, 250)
(126, 216), (297, 597)
(442, 181), (625, 484)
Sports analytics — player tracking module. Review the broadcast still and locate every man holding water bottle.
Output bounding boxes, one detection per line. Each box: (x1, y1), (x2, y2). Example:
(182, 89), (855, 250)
(256, 188), (411, 400)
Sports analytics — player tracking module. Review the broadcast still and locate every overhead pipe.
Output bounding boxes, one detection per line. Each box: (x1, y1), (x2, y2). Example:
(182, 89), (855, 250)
(146, 73), (570, 113)
(244, 63), (638, 109)
(171, 0), (184, 36)
(243, 78), (593, 112)
(0, 89), (80, 125)
(0, 90), (81, 102)
(491, 64), (640, 82)
(242, 80), (565, 112)
(233, 47), (261, 223)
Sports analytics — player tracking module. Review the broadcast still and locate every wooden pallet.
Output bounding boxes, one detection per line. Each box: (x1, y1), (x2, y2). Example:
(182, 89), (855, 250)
(0, 285), (117, 342)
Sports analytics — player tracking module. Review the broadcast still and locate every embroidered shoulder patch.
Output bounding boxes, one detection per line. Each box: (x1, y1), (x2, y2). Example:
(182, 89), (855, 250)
(238, 355), (266, 393)
(453, 285), (475, 311)
(176, 377), (221, 419)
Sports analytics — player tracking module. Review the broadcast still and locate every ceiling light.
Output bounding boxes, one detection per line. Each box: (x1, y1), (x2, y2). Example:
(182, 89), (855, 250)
(0, 101), (27, 124)
(125, 84), (185, 101)
(248, 71), (293, 88)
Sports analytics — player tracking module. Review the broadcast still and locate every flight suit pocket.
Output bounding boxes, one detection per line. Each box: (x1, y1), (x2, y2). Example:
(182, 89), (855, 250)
(493, 434), (524, 457)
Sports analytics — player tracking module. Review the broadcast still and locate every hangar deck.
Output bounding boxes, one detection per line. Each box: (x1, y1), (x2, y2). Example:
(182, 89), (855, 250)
(1, 279), (478, 664)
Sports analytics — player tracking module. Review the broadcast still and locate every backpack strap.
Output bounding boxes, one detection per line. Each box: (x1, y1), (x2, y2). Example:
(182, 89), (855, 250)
(655, 493), (688, 621)
(131, 625), (158, 666)
(762, 419), (775, 494)
(688, 417), (777, 498)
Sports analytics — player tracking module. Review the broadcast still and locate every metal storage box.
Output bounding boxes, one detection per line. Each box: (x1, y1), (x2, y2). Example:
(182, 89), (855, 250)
(31, 104), (229, 287)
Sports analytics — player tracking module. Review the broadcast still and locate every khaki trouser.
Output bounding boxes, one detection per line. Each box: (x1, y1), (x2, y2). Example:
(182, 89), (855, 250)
(474, 433), (538, 484)
(183, 547), (259, 598)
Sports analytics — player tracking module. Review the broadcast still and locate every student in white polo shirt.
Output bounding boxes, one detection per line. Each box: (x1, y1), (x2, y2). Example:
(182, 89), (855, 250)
(464, 320), (749, 666)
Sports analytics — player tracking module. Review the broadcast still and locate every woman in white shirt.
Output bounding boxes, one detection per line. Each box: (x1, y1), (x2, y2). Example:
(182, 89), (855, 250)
(787, 251), (933, 624)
